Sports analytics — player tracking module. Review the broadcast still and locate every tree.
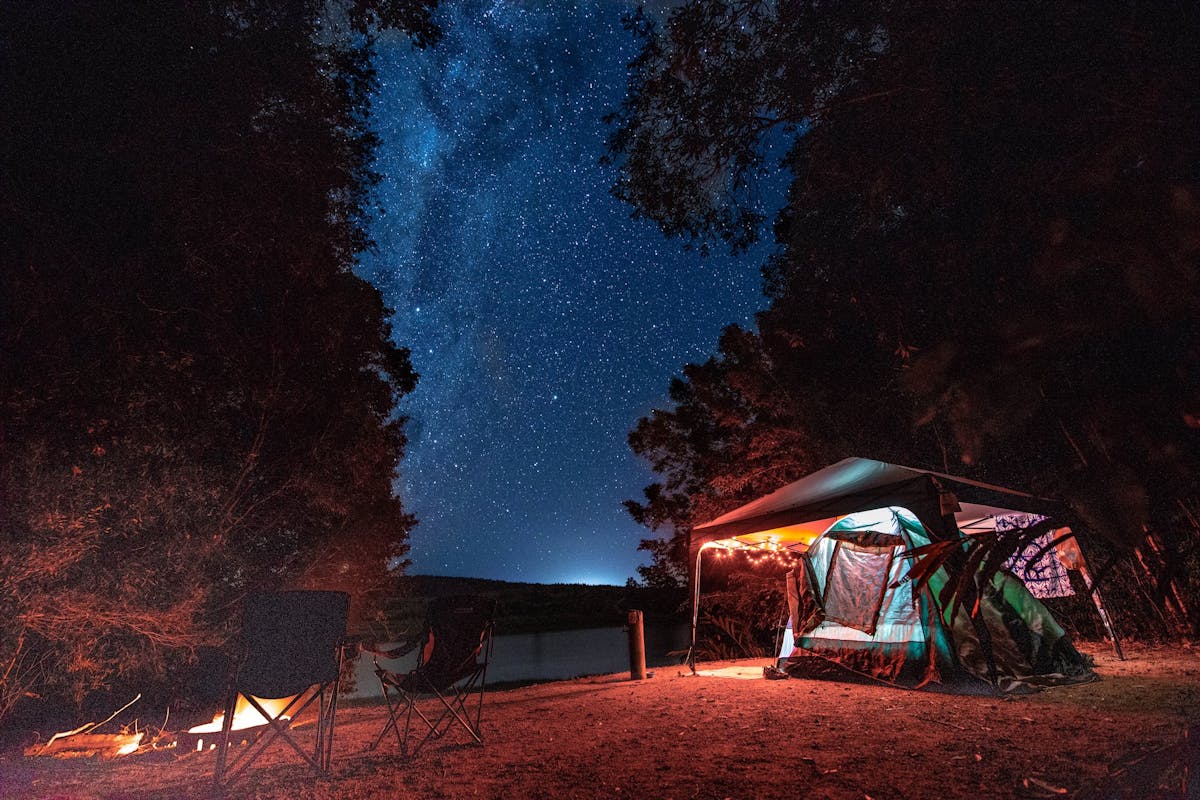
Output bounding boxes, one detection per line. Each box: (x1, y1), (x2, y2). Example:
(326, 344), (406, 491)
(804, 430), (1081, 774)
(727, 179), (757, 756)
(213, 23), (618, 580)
(0, 1), (437, 720)
(625, 317), (945, 587)
(611, 1), (1200, 630)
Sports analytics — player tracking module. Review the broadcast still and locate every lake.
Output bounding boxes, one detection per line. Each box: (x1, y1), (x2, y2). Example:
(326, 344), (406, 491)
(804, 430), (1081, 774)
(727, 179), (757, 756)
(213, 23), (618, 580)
(346, 623), (690, 697)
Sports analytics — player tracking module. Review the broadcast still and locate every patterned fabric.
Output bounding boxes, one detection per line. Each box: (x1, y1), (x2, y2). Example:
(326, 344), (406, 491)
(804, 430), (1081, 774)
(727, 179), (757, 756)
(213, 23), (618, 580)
(996, 513), (1075, 598)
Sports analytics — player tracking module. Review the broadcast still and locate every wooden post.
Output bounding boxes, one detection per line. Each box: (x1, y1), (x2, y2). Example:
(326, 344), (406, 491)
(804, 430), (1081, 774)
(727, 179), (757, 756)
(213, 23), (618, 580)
(627, 610), (647, 680)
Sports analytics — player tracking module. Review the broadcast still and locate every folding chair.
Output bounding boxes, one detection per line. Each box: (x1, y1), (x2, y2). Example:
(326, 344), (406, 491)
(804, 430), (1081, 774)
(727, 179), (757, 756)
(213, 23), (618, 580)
(366, 595), (495, 756)
(213, 590), (349, 789)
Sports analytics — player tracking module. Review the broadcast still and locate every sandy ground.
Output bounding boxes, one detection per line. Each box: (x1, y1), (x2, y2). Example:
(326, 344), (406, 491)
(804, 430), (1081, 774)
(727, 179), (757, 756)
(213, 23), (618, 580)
(2, 642), (1198, 800)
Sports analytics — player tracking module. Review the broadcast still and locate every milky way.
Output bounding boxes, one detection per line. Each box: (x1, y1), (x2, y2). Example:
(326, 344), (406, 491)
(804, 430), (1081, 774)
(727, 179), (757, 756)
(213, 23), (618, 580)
(360, 1), (773, 585)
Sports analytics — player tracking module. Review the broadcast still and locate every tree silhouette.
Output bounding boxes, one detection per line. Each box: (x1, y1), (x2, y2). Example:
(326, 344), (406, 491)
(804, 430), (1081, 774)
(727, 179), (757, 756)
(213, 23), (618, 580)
(0, 1), (437, 718)
(611, 1), (1200, 631)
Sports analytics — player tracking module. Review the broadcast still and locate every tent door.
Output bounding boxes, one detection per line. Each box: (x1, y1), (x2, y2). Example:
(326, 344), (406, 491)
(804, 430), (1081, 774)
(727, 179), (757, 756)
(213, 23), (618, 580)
(822, 541), (896, 636)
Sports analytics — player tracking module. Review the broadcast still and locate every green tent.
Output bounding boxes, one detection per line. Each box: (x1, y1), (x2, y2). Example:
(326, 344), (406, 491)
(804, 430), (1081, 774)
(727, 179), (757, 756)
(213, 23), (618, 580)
(782, 506), (1094, 691)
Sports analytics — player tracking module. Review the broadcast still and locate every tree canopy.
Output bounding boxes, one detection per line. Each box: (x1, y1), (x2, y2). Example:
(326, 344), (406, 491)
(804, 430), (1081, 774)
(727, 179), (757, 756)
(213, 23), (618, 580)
(0, 1), (436, 719)
(611, 0), (1200, 628)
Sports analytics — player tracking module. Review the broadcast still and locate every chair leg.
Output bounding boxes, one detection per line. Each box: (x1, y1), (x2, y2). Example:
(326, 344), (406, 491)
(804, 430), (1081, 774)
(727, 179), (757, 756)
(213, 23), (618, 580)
(374, 665), (490, 756)
(403, 688), (434, 755)
(438, 685), (482, 743)
(318, 646), (342, 770)
(409, 674), (485, 754)
(215, 689), (331, 787)
(369, 678), (405, 752)
(316, 682), (339, 772)
(212, 686), (238, 790)
(405, 690), (451, 756)
(451, 681), (484, 742)
(371, 673), (439, 756)
(314, 685), (325, 768)
(395, 681), (439, 756)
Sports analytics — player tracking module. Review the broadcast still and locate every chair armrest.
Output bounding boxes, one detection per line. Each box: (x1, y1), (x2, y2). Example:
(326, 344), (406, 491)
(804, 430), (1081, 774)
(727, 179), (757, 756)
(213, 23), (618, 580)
(360, 637), (421, 662)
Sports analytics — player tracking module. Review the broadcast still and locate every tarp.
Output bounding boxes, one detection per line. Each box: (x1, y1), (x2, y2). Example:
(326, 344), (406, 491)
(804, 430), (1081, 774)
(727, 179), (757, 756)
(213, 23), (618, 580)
(996, 513), (1075, 598)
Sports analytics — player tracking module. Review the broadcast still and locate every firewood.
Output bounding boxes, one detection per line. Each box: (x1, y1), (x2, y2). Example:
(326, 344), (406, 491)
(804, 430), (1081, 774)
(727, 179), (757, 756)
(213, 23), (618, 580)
(25, 732), (143, 758)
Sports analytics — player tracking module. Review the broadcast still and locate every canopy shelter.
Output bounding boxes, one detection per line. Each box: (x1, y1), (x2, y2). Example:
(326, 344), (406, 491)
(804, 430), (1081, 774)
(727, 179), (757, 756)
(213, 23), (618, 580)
(687, 458), (1119, 688)
(692, 457), (1062, 552)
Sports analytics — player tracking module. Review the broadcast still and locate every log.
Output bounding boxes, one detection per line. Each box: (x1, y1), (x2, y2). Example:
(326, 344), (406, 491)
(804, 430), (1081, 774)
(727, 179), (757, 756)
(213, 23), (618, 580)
(26, 731), (143, 759)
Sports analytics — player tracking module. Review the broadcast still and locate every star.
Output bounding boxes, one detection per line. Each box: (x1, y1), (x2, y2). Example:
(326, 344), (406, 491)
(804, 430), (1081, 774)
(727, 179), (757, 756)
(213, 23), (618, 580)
(362, 0), (773, 585)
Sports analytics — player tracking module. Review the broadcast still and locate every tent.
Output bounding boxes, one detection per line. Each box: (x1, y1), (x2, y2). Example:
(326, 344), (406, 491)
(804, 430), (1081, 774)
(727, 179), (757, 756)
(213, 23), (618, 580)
(689, 458), (1110, 691)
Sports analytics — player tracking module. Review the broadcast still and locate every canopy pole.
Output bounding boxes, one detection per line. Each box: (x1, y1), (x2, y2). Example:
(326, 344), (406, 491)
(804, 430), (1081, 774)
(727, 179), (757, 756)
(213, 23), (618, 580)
(1079, 563), (1123, 660)
(687, 543), (713, 675)
(1073, 542), (1124, 661)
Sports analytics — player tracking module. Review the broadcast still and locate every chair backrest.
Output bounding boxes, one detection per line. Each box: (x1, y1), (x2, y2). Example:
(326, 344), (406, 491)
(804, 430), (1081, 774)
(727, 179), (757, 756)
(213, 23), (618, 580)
(419, 596), (495, 684)
(236, 590), (349, 699)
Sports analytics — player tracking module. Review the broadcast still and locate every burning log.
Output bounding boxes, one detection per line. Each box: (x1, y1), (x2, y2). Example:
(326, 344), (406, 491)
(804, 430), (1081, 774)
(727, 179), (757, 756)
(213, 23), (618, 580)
(25, 732), (143, 759)
(25, 694), (144, 759)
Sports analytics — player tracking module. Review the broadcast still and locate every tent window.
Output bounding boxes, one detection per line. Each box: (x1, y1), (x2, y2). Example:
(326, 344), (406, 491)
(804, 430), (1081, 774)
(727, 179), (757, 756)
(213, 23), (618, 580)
(822, 541), (895, 635)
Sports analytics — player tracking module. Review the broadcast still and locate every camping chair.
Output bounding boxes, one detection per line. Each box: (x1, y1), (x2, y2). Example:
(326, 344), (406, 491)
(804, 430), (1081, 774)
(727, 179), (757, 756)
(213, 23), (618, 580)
(366, 595), (495, 756)
(213, 590), (349, 789)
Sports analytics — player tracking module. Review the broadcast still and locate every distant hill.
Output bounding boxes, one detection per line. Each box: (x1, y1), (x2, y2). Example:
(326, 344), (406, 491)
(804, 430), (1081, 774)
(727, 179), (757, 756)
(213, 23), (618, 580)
(376, 575), (686, 637)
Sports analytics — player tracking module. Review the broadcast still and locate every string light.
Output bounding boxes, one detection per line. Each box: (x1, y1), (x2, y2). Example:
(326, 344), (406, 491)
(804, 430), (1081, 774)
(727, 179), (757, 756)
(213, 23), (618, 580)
(708, 538), (804, 569)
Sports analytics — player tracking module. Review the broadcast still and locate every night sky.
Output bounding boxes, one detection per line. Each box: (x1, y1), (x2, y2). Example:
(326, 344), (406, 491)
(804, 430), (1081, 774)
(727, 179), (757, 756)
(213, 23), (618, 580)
(360, 1), (775, 585)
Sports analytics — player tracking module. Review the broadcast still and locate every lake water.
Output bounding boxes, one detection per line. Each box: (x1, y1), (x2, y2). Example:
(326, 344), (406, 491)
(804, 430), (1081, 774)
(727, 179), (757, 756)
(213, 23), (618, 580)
(346, 623), (690, 697)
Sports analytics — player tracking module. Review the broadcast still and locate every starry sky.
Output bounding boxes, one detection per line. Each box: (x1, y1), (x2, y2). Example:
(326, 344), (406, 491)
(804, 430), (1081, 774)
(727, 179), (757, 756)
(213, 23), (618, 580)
(360, 1), (776, 586)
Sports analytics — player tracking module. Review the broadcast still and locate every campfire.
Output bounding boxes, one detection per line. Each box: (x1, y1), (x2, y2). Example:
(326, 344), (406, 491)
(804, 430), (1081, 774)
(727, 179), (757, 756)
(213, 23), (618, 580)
(27, 729), (144, 759)
(180, 693), (297, 752)
(24, 692), (298, 760)
(24, 695), (146, 759)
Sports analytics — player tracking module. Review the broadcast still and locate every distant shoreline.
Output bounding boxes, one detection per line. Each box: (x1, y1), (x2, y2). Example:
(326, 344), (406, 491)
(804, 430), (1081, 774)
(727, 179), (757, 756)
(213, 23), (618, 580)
(381, 574), (686, 637)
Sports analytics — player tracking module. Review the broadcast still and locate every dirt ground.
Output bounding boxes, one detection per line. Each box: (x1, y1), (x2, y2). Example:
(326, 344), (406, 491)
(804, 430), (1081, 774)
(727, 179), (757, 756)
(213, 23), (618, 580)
(2, 642), (1198, 800)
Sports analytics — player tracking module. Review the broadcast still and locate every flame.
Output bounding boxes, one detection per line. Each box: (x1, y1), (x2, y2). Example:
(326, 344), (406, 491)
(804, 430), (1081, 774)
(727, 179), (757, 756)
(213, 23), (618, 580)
(186, 694), (295, 735)
(116, 738), (141, 756)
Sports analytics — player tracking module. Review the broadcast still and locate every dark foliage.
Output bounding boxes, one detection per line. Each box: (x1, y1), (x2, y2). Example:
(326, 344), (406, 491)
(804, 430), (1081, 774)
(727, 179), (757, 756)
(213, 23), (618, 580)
(0, 1), (436, 721)
(376, 575), (687, 639)
(611, 2), (1200, 632)
(694, 567), (789, 661)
